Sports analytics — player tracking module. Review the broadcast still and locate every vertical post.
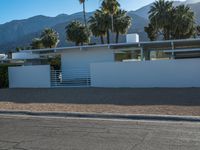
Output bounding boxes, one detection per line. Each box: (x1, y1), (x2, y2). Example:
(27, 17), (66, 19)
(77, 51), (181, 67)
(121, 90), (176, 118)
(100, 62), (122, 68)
(141, 48), (144, 61)
(171, 41), (175, 60)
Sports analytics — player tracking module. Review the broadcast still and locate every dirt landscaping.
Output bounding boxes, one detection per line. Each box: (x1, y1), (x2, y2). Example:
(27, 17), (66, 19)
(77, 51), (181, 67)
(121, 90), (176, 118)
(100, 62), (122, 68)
(0, 88), (200, 116)
(0, 102), (200, 116)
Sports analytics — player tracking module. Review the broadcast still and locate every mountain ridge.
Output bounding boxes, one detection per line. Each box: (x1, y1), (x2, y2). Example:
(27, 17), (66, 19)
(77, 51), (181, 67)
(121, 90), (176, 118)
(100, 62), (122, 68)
(0, 11), (148, 52)
(0, 1), (200, 52)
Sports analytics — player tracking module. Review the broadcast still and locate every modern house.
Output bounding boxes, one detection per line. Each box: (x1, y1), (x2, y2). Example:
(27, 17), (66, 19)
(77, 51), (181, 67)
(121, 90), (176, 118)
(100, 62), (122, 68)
(8, 34), (200, 88)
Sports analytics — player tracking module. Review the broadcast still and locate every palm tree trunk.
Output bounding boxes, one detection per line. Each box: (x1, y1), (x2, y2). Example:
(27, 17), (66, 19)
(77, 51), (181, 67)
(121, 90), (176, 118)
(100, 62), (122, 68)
(100, 36), (104, 44)
(115, 32), (119, 43)
(163, 28), (170, 40)
(111, 14), (114, 32)
(83, 2), (87, 27)
(107, 30), (110, 44)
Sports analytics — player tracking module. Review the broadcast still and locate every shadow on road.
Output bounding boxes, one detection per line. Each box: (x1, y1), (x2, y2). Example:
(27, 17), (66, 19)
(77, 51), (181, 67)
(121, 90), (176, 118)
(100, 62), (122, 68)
(0, 88), (200, 106)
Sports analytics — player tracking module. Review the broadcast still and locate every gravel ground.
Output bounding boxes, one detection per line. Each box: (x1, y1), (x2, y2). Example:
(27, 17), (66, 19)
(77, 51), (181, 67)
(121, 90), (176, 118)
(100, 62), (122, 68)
(0, 102), (200, 116)
(0, 88), (200, 116)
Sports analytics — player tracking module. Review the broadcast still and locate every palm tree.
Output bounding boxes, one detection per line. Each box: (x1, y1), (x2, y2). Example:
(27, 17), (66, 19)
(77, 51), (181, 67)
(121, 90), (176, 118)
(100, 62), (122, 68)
(171, 5), (195, 39)
(40, 28), (59, 48)
(149, 0), (173, 40)
(79, 0), (87, 27)
(88, 10), (107, 44)
(89, 9), (111, 44)
(144, 23), (157, 41)
(101, 0), (120, 31)
(30, 38), (44, 49)
(66, 21), (90, 46)
(113, 9), (131, 43)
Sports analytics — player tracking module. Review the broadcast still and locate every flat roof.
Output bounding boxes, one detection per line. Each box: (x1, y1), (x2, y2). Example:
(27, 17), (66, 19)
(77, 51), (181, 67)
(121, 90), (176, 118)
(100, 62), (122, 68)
(20, 38), (200, 54)
(110, 38), (200, 50)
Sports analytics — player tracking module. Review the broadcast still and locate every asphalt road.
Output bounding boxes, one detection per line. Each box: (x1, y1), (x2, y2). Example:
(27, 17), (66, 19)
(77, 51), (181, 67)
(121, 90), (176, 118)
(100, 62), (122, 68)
(0, 116), (200, 150)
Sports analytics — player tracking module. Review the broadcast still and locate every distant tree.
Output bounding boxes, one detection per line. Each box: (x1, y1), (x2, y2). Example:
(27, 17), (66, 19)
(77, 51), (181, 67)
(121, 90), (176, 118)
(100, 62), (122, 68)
(79, 0), (87, 27)
(15, 46), (31, 51)
(40, 28), (59, 48)
(113, 9), (131, 43)
(15, 47), (21, 52)
(30, 38), (44, 49)
(66, 21), (90, 46)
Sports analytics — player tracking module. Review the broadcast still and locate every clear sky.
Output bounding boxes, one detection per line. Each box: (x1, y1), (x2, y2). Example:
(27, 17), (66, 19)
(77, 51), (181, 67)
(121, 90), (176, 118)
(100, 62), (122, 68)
(0, 0), (183, 24)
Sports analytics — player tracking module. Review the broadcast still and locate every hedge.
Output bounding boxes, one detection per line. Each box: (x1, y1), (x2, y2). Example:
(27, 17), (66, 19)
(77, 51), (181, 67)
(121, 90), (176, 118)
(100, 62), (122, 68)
(0, 64), (9, 88)
(0, 64), (19, 89)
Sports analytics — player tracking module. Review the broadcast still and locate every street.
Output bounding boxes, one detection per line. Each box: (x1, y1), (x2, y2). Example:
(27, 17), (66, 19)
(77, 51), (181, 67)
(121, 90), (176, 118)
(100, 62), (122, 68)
(0, 115), (200, 150)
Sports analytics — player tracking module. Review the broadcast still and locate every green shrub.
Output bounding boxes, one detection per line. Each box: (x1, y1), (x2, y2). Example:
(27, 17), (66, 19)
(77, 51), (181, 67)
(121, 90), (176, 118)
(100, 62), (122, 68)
(0, 65), (9, 88)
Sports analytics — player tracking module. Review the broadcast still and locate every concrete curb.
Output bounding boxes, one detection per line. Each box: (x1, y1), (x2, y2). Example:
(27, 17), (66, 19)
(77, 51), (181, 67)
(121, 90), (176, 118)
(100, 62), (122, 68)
(0, 110), (200, 122)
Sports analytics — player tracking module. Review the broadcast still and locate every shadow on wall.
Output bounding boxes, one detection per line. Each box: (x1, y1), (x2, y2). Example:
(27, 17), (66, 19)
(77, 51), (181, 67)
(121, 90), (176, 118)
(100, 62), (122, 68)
(0, 88), (200, 106)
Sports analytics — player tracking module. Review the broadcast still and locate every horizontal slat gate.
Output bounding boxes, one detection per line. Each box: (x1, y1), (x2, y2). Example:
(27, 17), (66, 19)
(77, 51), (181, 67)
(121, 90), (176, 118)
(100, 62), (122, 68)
(51, 70), (91, 87)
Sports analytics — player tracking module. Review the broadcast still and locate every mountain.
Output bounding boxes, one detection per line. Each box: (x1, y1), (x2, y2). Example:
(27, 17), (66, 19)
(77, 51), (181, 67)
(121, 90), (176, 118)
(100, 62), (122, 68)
(133, 3), (153, 19)
(0, 12), (148, 52)
(189, 2), (200, 24)
(185, 0), (200, 4)
(0, 0), (200, 52)
(133, 0), (200, 21)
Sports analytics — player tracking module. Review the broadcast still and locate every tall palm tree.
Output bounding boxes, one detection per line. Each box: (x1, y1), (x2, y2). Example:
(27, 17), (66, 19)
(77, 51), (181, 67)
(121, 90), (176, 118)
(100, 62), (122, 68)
(40, 28), (59, 48)
(171, 5), (195, 39)
(149, 0), (173, 40)
(79, 0), (87, 27)
(88, 10), (107, 44)
(101, 0), (120, 31)
(89, 9), (111, 44)
(113, 9), (131, 43)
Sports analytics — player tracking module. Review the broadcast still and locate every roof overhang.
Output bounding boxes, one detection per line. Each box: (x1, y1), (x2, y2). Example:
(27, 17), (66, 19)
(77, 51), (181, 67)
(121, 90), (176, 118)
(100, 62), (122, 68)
(17, 38), (200, 56)
(110, 38), (200, 51)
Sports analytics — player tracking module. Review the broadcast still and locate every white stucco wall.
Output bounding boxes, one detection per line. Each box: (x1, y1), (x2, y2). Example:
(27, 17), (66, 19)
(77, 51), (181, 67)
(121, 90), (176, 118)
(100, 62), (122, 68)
(61, 47), (114, 78)
(91, 59), (200, 88)
(9, 65), (51, 88)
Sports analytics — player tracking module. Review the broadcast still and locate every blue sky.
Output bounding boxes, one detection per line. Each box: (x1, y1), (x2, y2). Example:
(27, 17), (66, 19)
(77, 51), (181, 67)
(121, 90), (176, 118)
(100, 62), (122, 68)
(0, 0), (182, 24)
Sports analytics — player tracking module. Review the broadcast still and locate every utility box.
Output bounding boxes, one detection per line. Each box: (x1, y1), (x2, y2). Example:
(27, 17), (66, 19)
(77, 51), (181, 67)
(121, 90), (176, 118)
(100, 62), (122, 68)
(126, 34), (139, 43)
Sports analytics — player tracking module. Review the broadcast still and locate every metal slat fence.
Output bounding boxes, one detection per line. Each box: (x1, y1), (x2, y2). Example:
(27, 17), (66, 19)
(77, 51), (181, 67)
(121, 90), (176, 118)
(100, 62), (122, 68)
(51, 69), (91, 87)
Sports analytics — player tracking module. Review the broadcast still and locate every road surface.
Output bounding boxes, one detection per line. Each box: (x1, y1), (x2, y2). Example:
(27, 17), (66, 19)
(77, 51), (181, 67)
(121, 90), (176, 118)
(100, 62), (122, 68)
(0, 115), (200, 150)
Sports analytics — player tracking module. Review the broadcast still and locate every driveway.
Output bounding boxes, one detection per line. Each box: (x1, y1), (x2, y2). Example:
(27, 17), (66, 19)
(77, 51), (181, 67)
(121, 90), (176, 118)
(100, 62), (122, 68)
(0, 115), (200, 150)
